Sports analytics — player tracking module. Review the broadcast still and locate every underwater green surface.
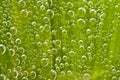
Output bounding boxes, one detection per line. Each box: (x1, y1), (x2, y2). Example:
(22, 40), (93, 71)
(0, 0), (120, 80)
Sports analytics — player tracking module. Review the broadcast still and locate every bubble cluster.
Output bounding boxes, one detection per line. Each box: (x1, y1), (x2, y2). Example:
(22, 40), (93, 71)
(0, 0), (120, 80)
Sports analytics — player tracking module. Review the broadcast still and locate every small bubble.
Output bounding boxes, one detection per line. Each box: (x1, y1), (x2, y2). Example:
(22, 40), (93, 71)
(67, 70), (73, 76)
(112, 76), (117, 80)
(32, 21), (37, 26)
(15, 58), (20, 65)
(18, 0), (26, 8)
(63, 55), (67, 61)
(60, 63), (64, 68)
(40, 5), (45, 11)
(89, 18), (96, 25)
(41, 58), (49, 67)
(100, 13), (106, 21)
(51, 30), (57, 35)
(0, 44), (6, 55)
(78, 40), (84, 44)
(10, 26), (17, 35)
(60, 71), (65, 76)
(65, 62), (69, 67)
(18, 47), (25, 54)
(55, 56), (61, 63)
(46, 9), (54, 18)
(88, 1), (93, 7)
(56, 67), (60, 72)
(21, 54), (27, 60)
(22, 77), (28, 80)
(89, 9), (97, 17)
(9, 49), (15, 56)
(77, 18), (86, 27)
(43, 16), (49, 23)
(62, 47), (67, 52)
(78, 7), (86, 17)
(81, 55), (87, 61)
(86, 28), (91, 33)
(38, 75), (42, 79)
(66, 2), (73, 9)
(29, 71), (36, 79)
(83, 73), (91, 80)
(20, 9), (28, 17)
(13, 69), (18, 78)
(37, 42), (42, 46)
(50, 69), (57, 80)
(32, 65), (36, 70)
(15, 38), (21, 44)
(0, 74), (6, 80)
(39, 25), (45, 31)
(6, 32), (12, 39)
(62, 29), (67, 35)
(37, 1), (42, 6)
(68, 10), (75, 17)
(71, 40), (76, 44)
(69, 50), (75, 56)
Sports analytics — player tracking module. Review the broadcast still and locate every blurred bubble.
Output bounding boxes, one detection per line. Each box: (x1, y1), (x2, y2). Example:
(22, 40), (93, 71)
(0, 44), (6, 55)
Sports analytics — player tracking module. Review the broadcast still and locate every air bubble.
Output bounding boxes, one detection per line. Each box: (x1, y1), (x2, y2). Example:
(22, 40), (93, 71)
(15, 58), (20, 65)
(13, 69), (18, 78)
(55, 56), (61, 63)
(32, 21), (37, 26)
(0, 74), (6, 80)
(81, 55), (87, 61)
(69, 50), (75, 56)
(38, 75), (42, 79)
(15, 38), (21, 44)
(77, 18), (86, 27)
(100, 13), (106, 21)
(6, 32), (12, 39)
(51, 30), (57, 35)
(20, 9), (28, 17)
(23, 71), (28, 77)
(63, 55), (67, 61)
(68, 10), (75, 17)
(65, 62), (69, 67)
(46, 9), (54, 18)
(50, 69), (57, 80)
(0, 44), (6, 55)
(56, 67), (60, 72)
(37, 42), (42, 46)
(60, 71), (65, 76)
(79, 40), (84, 44)
(22, 77), (28, 80)
(79, 45), (85, 50)
(83, 73), (91, 80)
(18, 0), (26, 8)
(62, 47), (67, 52)
(41, 58), (49, 67)
(66, 2), (73, 9)
(67, 70), (73, 76)
(21, 54), (27, 60)
(89, 9), (97, 17)
(43, 16), (49, 23)
(40, 5), (45, 11)
(29, 71), (36, 79)
(89, 18), (96, 25)
(10, 26), (17, 35)
(9, 49), (15, 56)
(62, 29), (67, 35)
(18, 47), (25, 54)
(60, 63), (64, 68)
(78, 7), (86, 17)
(112, 76), (117, 80)
(86, 28), (91, 33)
